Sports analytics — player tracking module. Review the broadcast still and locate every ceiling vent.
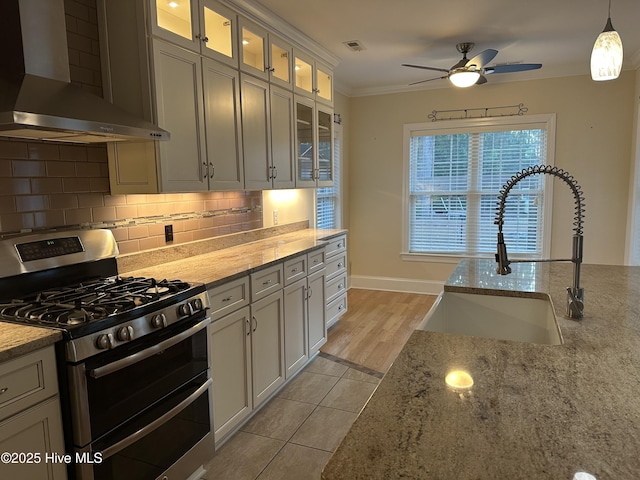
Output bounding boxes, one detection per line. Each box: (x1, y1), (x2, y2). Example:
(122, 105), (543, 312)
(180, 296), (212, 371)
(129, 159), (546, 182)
(343, 40), (366, 52)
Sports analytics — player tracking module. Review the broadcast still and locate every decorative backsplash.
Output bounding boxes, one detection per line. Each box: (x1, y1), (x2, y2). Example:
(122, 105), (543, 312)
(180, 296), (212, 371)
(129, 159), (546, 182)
(0, 139), (263, 253)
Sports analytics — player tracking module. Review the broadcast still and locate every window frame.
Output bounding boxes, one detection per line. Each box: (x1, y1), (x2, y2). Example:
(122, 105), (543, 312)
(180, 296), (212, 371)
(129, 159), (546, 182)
(401, 114), (556, 262)
(315, 122), (342, 229)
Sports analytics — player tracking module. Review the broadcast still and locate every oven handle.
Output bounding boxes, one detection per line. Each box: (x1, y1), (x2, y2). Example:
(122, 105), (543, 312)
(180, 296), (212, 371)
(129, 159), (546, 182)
(100, 377), (212, 459)
(89, 317), (211, 379)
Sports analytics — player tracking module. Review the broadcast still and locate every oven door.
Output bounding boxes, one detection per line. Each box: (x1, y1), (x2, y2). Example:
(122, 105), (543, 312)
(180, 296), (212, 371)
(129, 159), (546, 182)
(77, 373), (214, 480)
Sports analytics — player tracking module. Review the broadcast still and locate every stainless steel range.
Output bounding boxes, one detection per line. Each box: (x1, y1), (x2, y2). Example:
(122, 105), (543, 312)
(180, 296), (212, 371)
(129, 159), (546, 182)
(0, 229), (214, 480)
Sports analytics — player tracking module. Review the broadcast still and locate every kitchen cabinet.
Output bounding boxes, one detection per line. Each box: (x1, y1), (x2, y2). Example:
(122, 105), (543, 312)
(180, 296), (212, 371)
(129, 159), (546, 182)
(241, 75), (296, 190)
(0, 347), (66, 480)
(239, 18), (293, 90)
(250, 290), (285, 408)
(307, 267), (327, 356)
(295, 97), (334, 187)
(150, 0), (239, 67)
(283, 278), (309, 378)
(210, 306), (252, 443)
(324, 234), (348, 328)
(293, 50), (333, 106)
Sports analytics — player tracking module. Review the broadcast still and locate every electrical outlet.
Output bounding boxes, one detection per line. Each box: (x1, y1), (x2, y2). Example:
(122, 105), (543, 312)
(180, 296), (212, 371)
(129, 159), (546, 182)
(273, 210), (279, 225)
(164, 224), (174, 242)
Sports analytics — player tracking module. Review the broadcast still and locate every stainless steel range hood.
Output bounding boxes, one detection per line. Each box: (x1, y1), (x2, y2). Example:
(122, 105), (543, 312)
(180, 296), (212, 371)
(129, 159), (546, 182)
(0, 0), (169, 144)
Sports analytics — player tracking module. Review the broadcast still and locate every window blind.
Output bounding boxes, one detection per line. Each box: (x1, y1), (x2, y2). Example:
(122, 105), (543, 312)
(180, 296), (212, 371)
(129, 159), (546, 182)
(316, 125), (341, 229)
(408, 123), (549, 257)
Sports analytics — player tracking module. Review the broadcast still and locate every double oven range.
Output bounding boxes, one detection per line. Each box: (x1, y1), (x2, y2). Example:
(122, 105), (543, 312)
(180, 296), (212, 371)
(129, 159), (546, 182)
(0, 229), (214, 480)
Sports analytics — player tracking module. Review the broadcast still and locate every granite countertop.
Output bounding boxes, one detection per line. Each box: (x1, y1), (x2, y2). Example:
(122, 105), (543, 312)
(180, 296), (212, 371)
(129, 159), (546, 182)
(322, 259), (640, 479)
(0, 324), (61, 363)
(119, 228), (347, 286)
(0, 227), (345, 363)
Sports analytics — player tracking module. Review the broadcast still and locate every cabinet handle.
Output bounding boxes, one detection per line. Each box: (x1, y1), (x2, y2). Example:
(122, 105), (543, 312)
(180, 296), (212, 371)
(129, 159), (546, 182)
(338, 304), (344, 311)
(337, 262), (344, 268)
(209, 162), (214, 178)
(262, 279), (272, 286)
(195, 34), (208, 43)
(222, 295), (233, 302)
(273, 165), (278, 179)
(246, 318), (251, 336)
(267, 66), (275, 72)
(338, 283), (344, 289)
(0, 387), (8, 394)
(252, 316), (258, 332)
(307, 287), (313, 299)
(337, 243), (343, 248)
(291, 267), (298, 273)
(202, 162), (208, 180)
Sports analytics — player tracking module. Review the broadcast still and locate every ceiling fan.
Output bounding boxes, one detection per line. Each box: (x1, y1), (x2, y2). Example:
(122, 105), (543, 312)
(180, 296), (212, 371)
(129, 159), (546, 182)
(403, 42), (542, 88)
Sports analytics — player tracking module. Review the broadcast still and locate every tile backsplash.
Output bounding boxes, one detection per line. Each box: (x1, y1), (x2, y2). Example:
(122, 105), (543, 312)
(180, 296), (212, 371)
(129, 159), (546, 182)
(0, 139), (263, 254)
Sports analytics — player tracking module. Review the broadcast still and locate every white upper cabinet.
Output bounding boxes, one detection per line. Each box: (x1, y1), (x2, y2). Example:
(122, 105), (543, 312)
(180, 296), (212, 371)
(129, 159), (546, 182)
(150, 0), (239, 66)
(239, 18), (293, 90)
(293, 50), (333, 106)
(295, 96), (333, 187)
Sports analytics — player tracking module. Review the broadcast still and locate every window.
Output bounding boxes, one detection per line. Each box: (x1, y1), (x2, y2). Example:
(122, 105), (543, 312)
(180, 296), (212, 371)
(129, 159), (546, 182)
(316, 122), (341, 228)
(403, 115), (556, 259)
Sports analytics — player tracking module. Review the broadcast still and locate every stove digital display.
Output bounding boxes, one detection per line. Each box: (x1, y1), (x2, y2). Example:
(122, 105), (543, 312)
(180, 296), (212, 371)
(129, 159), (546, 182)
(16, 236), (84, 262)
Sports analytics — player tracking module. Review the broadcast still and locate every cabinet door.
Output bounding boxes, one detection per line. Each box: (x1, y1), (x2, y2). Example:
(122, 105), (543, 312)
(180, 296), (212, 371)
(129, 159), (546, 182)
(152, 39), (208, 192)
(268, 35), (293, 90)
(270, 86), (296, 189)
(239, 18), (269, 81)
(203, 59), (245, 190)
(250, 291), (285, 408)
(295, 95), (316, 187)
(149, 0), (200, 53)
(308, 268), (327, 356)
(241, 74), (273, 190)
(0, 397), (67, 480)
(283, 279), (308, 379)
(200, 0), (238, 66)
(293, 50), (314, 98)
(210, 307), (252, 444)
(316, 62), (333, 106)
(316, 106), (334, 187)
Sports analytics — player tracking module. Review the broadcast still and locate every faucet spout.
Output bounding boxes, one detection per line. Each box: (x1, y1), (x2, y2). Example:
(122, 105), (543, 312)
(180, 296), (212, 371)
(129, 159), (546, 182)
(494, 165), (586, 320)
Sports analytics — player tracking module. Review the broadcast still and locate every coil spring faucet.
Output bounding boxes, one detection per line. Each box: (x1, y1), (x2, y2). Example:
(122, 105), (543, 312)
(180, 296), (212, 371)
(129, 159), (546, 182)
(494, 165), (585, 320)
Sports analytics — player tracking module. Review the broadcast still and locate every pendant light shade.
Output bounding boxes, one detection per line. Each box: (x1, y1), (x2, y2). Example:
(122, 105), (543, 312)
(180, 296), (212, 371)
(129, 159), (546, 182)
(449, 69), (480, 88)
(590, 1), (623, 81)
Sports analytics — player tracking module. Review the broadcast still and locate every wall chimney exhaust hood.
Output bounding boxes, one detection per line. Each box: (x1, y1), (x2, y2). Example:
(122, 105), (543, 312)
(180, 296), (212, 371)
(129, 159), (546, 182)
(0, 0), (169, 144)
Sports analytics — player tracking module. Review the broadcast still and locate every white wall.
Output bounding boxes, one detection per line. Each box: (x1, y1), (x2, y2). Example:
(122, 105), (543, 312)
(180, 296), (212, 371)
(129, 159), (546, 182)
(347, 72), (636, 290)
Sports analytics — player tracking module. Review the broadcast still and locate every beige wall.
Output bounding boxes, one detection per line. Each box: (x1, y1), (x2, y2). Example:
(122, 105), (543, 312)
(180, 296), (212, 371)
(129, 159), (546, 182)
(346, 72), (635, 289)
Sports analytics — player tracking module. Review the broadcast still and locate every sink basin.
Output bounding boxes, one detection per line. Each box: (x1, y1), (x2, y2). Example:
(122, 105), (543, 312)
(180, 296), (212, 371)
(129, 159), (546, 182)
(417, 291), (563, 345)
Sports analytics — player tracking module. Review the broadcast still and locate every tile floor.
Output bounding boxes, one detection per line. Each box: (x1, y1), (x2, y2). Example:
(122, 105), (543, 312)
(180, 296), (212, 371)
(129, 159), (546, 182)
(202, 354), (382, 480)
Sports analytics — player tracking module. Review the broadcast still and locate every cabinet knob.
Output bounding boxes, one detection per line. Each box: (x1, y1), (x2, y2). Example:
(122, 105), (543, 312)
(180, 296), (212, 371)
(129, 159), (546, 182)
(0, 387), (8, 394)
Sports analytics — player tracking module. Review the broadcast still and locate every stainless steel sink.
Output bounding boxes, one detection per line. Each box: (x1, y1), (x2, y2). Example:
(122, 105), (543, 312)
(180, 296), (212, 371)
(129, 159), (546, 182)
(416, 291), (563, 345)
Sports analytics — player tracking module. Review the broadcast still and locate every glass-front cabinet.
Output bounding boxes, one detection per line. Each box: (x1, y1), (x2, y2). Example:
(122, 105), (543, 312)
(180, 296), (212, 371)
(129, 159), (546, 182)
(239, 18), (293, 89)
(295, 96), (333, 187)
(293, 50), (333, 106)
(150, 0), (239, 67)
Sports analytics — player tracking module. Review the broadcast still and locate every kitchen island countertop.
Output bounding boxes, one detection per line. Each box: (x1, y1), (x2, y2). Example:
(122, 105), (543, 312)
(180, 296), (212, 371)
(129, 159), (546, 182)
(322, 259), (640, 479)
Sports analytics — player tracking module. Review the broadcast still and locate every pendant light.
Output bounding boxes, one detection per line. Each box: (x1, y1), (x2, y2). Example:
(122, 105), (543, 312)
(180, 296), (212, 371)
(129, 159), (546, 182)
(590, 0), (623, 81)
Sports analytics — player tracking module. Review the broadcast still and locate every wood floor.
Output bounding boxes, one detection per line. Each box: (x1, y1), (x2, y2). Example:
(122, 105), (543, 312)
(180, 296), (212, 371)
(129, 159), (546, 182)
(320, 289), (437, 374)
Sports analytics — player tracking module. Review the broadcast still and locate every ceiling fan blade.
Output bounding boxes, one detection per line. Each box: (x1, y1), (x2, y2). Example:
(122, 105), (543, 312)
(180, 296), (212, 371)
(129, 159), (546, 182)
(475, 75), (487, 85)
(465, 49), (498, 69)
(484, 63), (542, 74)
(402, 63), (450, 73)
(409, 75), (448, 86)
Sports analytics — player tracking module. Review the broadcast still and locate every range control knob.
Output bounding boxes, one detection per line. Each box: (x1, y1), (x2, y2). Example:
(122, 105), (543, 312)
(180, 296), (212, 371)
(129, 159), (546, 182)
(117, 325), (134, 342)
(192, 298), (204, 311)
(177, 303), (192, 317)
(150, 313), (167, 329)
(96, 333), (114, 350)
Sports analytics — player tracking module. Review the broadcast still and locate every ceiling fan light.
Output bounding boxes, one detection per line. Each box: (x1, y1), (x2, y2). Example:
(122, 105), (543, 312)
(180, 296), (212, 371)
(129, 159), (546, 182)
(449, 70), (480, 88)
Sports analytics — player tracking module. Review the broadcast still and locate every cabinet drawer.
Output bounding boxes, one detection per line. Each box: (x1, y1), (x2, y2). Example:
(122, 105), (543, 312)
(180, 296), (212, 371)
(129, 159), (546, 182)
(307, 248), (326, 273)
(326, 293), (347, 329)
(324, 235), (346, 258)
(325, 253), (346, 281)
(208, 276), (250, 321)
(283, 255), (307, 286)
(326, 273), (347, 304)
(0, 347), (58, 422)
(250, 264), (284, 301)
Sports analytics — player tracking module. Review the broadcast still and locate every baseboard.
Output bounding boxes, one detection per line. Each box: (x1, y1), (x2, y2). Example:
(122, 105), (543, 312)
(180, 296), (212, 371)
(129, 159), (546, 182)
(349, 275), (443, 295)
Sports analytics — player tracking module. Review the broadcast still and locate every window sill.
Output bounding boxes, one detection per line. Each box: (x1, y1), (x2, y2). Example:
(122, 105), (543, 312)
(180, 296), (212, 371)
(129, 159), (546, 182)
(400, 253), (493, 264)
